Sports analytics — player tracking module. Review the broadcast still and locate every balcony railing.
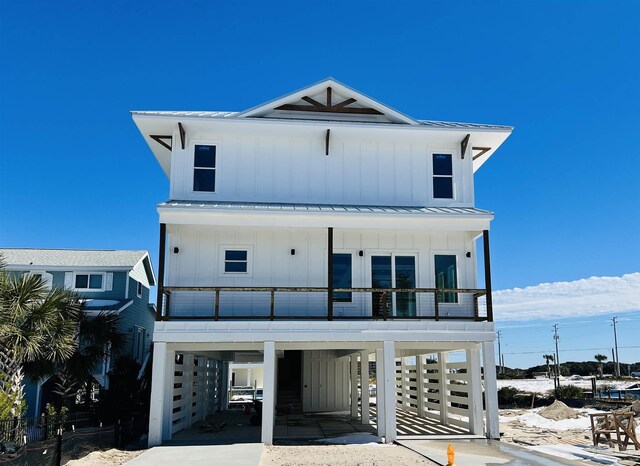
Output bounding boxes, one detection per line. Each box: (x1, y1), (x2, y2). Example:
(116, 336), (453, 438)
(158, 287), (491, 322)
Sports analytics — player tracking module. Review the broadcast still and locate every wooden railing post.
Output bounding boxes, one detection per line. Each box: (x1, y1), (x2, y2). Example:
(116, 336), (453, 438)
(270, 289), (275, 321)
(214, 289), (220, 321)
(483, 230), (493, 322)
(434, 290), (439, 321)
(327, 227), (334, 321)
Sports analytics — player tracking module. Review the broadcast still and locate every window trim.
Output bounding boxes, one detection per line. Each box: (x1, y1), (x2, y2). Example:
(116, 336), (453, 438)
(430, 150), (456, 201)
(219, 246), (253, 277)
(192, 143), (217, 193)
(136, 281), (143, 298)
(73, 272), (106, 292)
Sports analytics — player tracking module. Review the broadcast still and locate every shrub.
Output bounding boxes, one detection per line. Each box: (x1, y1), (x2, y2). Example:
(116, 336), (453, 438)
(554, 384), (584, 399)
(498, 386), (521, 405)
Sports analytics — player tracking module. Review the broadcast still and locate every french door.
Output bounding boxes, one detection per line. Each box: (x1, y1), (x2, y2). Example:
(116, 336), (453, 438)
(370, 254), (417, 317)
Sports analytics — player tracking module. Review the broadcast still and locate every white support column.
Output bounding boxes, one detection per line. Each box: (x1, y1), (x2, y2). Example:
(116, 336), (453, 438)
(416, 355), (425, 417)
(360, 351), (370, 425)
(383, 341), (397, 443)
(183, 354), (195, 428)
(437, 352), (449, 425)
(482, 341), (500, 439)
(350, 354), (359, 419)
(262, 341), (276, 445)
(149, 342), (174, 446)
(163, 349), (175, 440)
(467, 347), (484, 435)
(375, 348), (385, 439)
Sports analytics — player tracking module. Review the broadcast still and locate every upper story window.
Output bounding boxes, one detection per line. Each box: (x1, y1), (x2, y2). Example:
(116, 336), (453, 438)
(193, 145), (216, 192)
(25, 271), (53, 290)
(433, 153), (453, 199)
(136, 281), (143, 297)
(74, 273), (105, 291)
(333, 253), (352, 302)
(224, 249), (248, 273)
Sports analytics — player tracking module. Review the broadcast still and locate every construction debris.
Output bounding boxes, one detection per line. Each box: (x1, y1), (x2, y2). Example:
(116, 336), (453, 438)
(199, 420), (227, 433)
(538, 400), (580, 421)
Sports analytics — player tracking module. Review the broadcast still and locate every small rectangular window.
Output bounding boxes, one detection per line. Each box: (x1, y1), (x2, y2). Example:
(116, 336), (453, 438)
(224, 250), (248, 273)
(137, 281), (143, 297)
(434, 255), (458, 303)
(333, 253), (352, 302)
(193, 145), (216, 192)
(75, 273), (104, 290)
(433, 153), (453, 199)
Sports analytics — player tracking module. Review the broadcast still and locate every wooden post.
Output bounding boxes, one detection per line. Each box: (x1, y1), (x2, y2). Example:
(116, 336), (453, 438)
(350, 355), (359, 419)
(360, 351), (370, 425)
(467, 347), (484, 435)
(214, 289), (220, 321)
(482, 341), (500, 439)
(417, 355), (425, 417)
(270, 289), (275, 321)
(327, 227), (334, 320)
(156, 223), (166, 321)
(434, 290), (439, 321)
(262, 341), (276, 445)
(483, 230), (493, 322)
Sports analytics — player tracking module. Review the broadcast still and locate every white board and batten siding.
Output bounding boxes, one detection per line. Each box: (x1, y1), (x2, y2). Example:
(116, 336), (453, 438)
(302, 351), (350, 413)
(165, 225), (479, 318)
(169, 128), (474, 208)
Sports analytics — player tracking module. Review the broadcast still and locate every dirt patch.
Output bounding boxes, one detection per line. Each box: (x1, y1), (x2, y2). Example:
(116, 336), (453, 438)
(538, 400), (579, 421)
(260, 445), (436, 466)
(65, 448), (143, 466)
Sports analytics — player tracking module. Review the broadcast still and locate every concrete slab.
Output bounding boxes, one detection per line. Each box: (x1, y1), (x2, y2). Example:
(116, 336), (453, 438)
(124, 444), (264, 466)
(398, 439), (593, 466)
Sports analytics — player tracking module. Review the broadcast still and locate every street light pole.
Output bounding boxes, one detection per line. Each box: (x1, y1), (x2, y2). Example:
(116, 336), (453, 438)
(553, 324), (561, 388)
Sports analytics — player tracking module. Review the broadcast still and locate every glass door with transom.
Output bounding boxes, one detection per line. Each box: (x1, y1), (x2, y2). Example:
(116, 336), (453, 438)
(370, 254), (417, 317)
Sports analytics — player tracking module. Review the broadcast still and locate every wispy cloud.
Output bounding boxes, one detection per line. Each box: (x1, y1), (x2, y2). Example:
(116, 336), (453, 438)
(493, 273), (640, 322)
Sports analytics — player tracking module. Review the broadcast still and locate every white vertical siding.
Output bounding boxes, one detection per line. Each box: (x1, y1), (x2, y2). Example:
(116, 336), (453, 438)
(169, 130), (472, 207)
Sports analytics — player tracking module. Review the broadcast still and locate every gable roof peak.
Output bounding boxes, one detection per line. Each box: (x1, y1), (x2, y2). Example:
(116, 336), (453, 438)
(237, 78), (419, 125)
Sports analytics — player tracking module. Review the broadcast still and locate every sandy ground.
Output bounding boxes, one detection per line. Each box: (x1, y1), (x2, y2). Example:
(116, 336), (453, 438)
(65, 449), (144, 466)
(497, 377), (635, 393)
(259, 444), (436, 466)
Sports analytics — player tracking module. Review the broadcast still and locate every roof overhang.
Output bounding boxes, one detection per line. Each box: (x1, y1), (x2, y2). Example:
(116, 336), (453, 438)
(132, 113), (511, 178)
(158, 201), (493, 232)
(83, 299), (133, 316)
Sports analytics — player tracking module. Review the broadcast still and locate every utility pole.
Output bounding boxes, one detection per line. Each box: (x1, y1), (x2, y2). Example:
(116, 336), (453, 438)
(553, 324), (561, 388)
(496, 330), (503, 374)
(612, 317), (620, 378)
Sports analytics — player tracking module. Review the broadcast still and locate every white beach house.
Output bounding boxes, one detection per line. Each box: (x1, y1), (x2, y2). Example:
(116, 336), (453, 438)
(132, 78), (512, 446)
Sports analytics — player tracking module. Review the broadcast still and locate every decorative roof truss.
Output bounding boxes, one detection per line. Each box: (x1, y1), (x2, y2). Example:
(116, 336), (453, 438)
(472, 147), (492, 160)
(275, 87), (383, 115)
(150, 135), (172, 151)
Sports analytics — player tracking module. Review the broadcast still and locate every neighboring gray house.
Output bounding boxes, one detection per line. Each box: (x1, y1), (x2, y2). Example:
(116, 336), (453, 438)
(0, 248), (156, 417)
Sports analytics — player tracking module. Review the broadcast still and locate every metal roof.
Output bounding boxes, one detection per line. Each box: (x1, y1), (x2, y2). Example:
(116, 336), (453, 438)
(159, 200), (493, 216)
(131, 110), (511, 131)
(83, 299), (132, 312)
(0, 249), (149, 268)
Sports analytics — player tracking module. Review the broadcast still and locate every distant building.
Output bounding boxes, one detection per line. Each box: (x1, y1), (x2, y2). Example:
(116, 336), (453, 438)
(133, 78), (511, 445)
(0, 248), (156, 416)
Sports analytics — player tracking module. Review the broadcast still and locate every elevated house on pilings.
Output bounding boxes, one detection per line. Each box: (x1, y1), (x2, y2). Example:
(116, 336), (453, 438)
(132, 78), (512, 446)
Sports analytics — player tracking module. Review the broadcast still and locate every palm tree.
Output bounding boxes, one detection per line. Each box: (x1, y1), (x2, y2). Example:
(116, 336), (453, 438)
(594, 354), (608, 378)
(0, 267), (81, 416)
(543, 354), (554, 378)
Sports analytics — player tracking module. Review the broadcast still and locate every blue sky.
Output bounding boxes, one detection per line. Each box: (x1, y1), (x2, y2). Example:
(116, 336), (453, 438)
(1, 1), (638, 368)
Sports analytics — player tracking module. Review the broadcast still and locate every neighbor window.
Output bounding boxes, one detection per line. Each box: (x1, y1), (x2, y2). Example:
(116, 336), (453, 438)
(193, 145), (216, 192)
(333, 253), (352, 302)
(434, 255), (457, 303)
(136, 281), (143, 297)
(224, 250), (248, 273)
(75, 273), (104, 290)
(433, 153), (453, 199)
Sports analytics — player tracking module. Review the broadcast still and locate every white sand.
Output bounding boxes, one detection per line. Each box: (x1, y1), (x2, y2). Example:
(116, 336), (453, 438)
(496, 378), (631, 394)
(259, 444), (436, 466)
(65, 449), (143, 465)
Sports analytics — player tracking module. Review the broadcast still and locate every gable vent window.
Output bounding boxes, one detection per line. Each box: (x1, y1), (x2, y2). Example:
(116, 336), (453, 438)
(193, 145), (216, 192)
(224, 250), (248, 273)
(433, 153), (453, 199)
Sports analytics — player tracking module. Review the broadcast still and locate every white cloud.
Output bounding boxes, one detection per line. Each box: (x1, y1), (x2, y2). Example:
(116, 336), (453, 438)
(492, 273), (640, 322)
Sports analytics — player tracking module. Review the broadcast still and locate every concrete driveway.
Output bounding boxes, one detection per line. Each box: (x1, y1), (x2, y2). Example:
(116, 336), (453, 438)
(124, 443), (264, 466)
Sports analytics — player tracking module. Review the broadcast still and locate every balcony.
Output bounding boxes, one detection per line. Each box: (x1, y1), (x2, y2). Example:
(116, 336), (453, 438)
(158, 287), (491, 322)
